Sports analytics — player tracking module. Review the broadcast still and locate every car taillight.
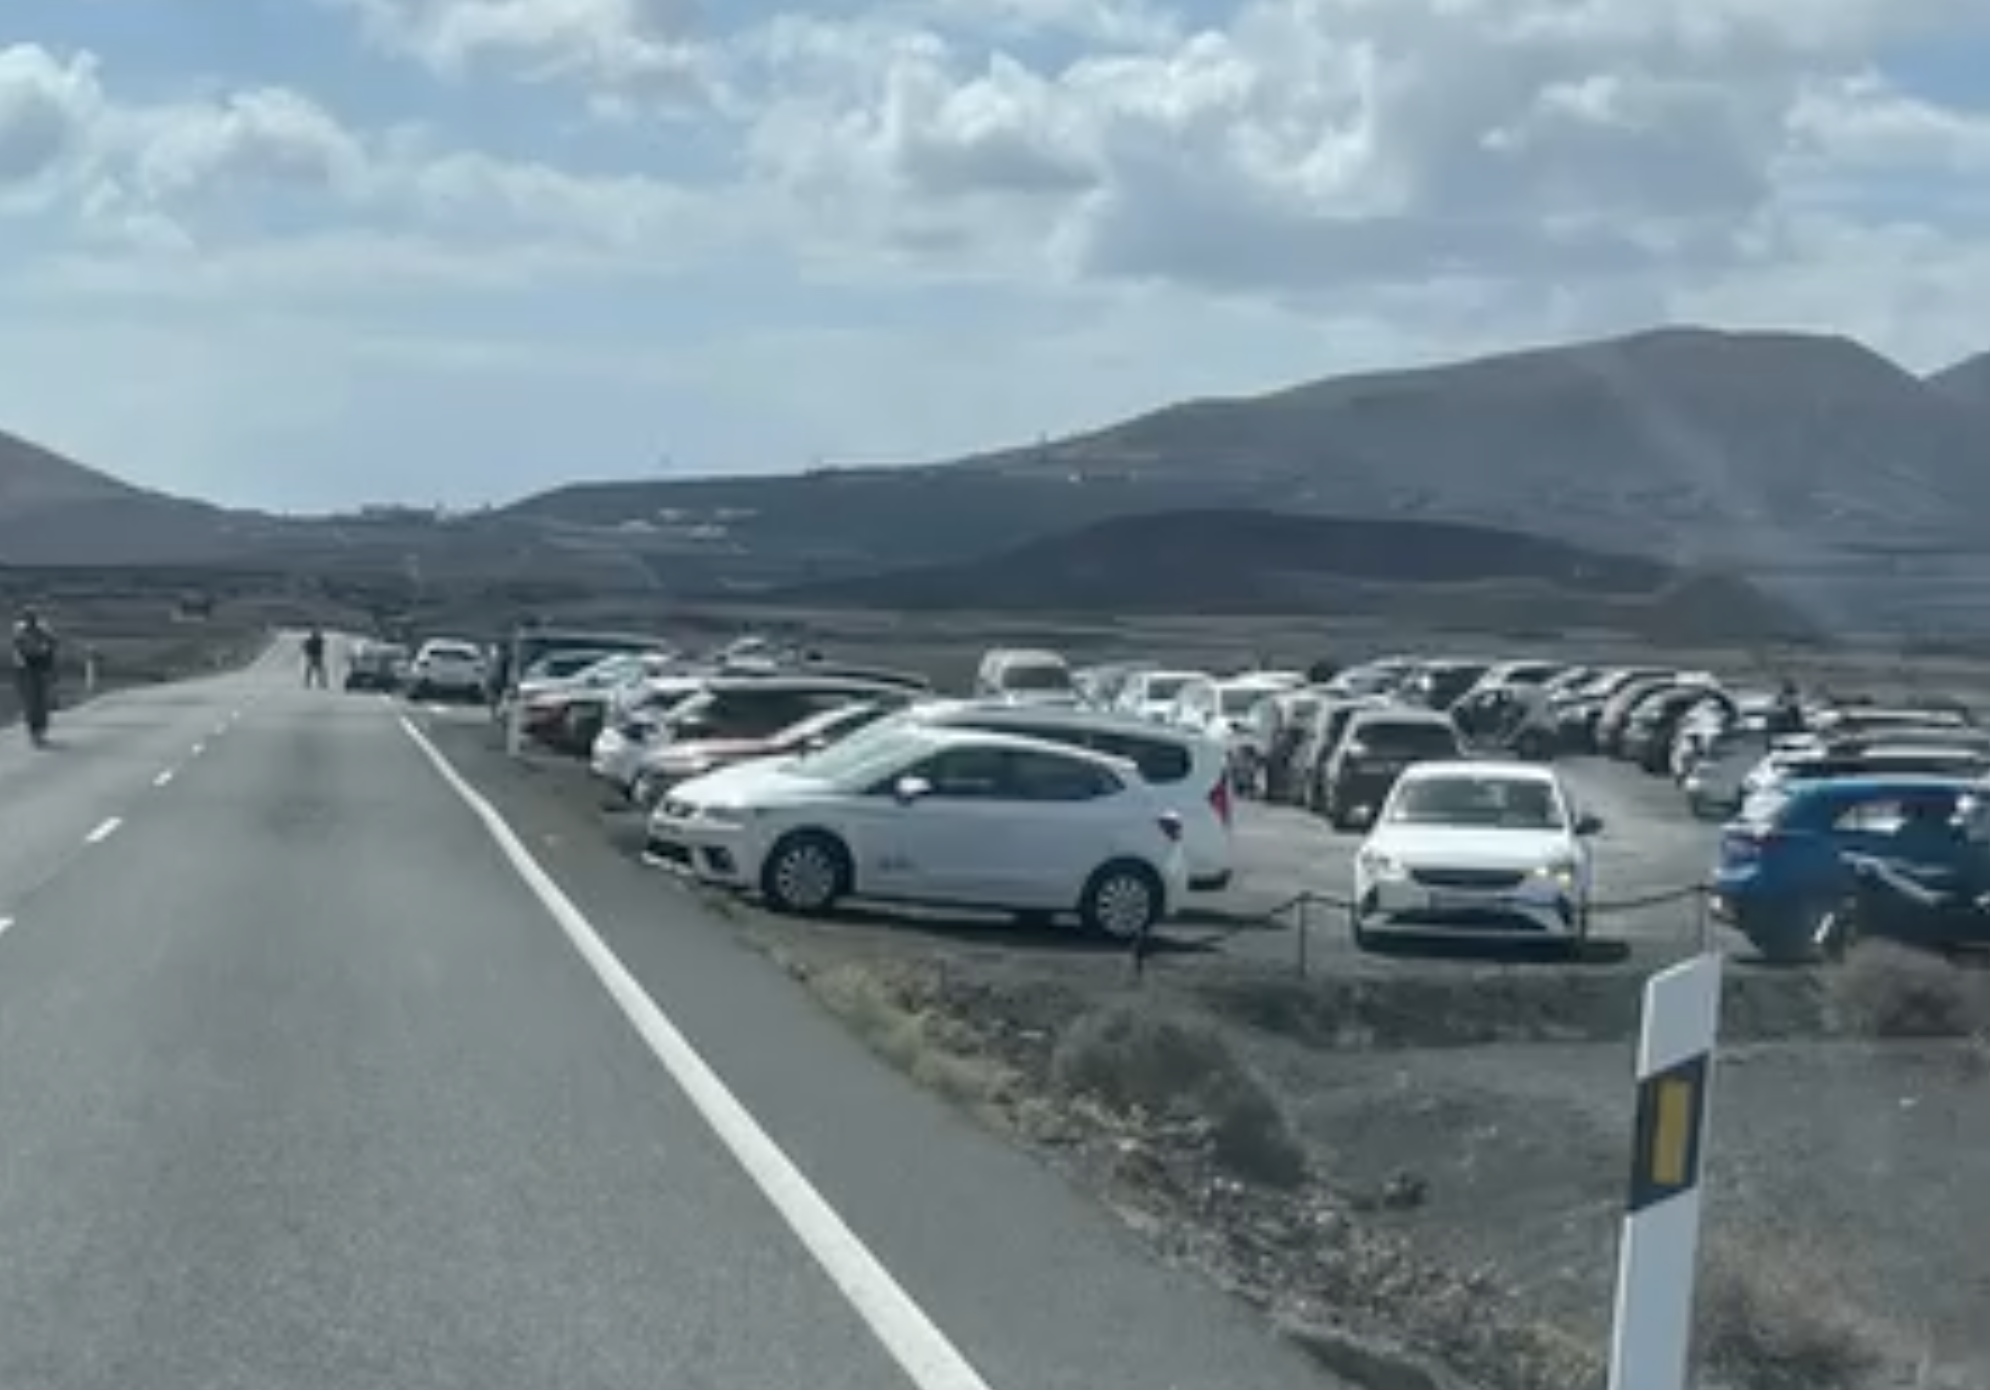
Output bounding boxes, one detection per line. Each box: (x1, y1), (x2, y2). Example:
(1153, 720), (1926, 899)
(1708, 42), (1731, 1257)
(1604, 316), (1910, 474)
(1723, 828), (1780, 859)
(1208, 774), (1233, 827)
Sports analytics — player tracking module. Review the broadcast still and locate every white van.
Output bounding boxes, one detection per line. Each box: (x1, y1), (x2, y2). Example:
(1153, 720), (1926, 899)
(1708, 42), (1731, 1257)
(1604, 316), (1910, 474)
(974, 648), (1078, 704)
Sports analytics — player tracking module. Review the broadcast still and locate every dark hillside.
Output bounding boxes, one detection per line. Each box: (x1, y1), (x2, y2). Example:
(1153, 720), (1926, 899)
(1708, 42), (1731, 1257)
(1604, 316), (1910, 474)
(757, 509), (1811, 642)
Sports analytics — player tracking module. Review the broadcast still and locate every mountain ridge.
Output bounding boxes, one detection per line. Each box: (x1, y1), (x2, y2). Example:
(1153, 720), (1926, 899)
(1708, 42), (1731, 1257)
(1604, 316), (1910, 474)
(7, 324), (1990, 636)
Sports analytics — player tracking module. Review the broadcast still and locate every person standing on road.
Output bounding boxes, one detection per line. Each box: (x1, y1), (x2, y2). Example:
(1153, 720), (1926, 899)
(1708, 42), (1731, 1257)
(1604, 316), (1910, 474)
(302, 626), (328, 688)
(12, 606), (60, 746)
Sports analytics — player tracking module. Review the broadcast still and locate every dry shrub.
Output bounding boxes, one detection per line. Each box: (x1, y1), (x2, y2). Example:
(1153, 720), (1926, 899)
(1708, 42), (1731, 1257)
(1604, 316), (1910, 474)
(807, 962), (1011, 1108)
(1050, 1003), (1308, 1189)
(1824, 942), (1990, 1039)
(1696, 1237), (1886, 1390)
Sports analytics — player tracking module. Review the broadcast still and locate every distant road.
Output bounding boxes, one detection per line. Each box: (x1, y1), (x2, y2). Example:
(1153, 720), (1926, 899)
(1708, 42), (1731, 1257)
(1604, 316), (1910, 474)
(0, 638), (1334, 1390)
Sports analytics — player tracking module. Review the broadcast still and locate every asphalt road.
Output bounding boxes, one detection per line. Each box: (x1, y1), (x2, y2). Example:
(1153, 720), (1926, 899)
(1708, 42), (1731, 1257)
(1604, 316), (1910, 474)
(0, 644), (1338, 1390)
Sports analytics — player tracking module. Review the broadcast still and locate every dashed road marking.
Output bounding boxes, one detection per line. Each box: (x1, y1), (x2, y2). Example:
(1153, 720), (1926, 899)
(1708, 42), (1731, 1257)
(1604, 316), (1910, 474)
(154, 769), (175, 787)
(398, 714), (995, 1390)
(85, 817), (121, 846)
(190, 742), (205, 757)
(0, 917), (13, 937)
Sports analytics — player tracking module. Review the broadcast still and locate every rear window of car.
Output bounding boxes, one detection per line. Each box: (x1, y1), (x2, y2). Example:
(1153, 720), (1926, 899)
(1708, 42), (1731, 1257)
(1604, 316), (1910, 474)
(673, 690), (837, 737)
(955, 720), (1193, 784)
(1352, 719), (1460, 755)
(1000, 661), (1072, 691)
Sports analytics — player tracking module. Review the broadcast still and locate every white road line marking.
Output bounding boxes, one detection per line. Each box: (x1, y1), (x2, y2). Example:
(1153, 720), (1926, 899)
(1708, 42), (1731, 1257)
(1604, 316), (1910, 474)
(190, 742), (205, 756)
(154, 769), (174, 787)
(85, 817), (121, 845)
(397, 715), (993, 1390)
(427, 703), (448, 717)
(0, 917), (13, 936)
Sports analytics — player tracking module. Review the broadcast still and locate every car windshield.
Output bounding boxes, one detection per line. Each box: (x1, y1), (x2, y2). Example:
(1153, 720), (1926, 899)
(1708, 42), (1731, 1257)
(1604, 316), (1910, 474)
(1141, 674), (1193, 701)
(1388, 776), (1565, 829)
(784, 729), (927, 791)
(785, 710), (923, 777)
(1220, 686), (1270, 715)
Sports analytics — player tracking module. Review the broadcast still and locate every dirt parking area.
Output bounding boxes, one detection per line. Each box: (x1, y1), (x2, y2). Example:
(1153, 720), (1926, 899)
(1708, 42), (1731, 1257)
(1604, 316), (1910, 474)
(413, 697), (1990, 1390)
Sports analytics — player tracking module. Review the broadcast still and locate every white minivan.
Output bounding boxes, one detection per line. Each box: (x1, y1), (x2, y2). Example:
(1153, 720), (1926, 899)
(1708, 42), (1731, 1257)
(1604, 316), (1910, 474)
(974, 648), (1078, 704)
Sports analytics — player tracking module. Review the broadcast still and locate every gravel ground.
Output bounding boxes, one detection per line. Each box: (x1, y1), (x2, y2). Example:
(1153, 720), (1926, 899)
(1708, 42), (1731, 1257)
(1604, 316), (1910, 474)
(409, 686), (1990, 1389)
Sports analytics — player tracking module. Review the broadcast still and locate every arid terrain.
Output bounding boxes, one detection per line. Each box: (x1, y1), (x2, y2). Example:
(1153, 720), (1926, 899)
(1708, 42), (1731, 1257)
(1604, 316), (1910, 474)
(9, 317), (1990, 1387)
(383, 616), (1990, 1390)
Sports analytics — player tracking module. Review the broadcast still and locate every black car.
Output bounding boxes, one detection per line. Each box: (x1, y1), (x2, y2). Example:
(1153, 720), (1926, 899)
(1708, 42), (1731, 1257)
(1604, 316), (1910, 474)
(1320, 708), (1465, 830)
(344, 640), (408, 693)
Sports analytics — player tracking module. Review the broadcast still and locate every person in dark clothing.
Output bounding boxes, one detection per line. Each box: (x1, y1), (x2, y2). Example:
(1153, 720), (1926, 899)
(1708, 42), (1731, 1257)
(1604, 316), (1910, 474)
(1767, 678), (1806, 739)
(12, 607), (59, 746)
(487, 642), (513, 721)
(302, 626), (328, 688)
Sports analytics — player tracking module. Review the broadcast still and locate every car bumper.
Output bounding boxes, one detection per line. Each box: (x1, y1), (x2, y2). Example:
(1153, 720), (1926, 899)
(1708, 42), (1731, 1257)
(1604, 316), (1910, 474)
(1356, 869), (1586, 936)
(642, 817), (755, 888)
(590, 731), (649, 787)
(417, 675), (484, 695)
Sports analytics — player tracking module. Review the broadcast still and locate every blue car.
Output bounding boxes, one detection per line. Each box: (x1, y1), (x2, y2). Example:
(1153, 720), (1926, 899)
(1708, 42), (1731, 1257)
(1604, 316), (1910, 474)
(1709, 775), (1982, 962)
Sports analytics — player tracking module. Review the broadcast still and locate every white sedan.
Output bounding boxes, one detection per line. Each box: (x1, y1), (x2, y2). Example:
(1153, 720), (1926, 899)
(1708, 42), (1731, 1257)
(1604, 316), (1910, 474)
(643, 724), (1189, 938)
(1350, 760), (1601, 948)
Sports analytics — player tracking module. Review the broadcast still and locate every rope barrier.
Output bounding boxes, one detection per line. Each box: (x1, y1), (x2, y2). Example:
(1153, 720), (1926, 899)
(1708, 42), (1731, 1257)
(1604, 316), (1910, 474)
(1130, 880), (1718, 979)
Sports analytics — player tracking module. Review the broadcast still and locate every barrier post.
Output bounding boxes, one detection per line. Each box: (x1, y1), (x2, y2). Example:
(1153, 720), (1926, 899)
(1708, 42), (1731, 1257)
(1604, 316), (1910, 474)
(1607, 951), (1723, 1390)
(503, 630), (525, 758)
(83, 647), (98, 698)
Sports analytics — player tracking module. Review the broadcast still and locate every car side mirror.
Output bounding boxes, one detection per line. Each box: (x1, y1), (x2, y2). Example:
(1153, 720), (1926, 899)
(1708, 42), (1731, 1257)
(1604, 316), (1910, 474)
(1575, 813), (1604, 837)
(894, 775), (932, 805)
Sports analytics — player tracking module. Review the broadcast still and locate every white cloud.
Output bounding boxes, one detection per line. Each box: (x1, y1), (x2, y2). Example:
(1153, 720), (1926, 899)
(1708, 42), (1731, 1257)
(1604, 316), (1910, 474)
(4, 1), (1990, 506)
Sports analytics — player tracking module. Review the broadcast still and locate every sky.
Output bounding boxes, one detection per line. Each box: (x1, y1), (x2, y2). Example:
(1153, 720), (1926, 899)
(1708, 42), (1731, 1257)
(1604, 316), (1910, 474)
(3, 0), (1990, 511)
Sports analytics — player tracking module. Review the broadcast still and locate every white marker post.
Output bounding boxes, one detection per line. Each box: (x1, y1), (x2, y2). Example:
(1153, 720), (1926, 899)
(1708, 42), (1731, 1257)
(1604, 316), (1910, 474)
(1607, 951), (1723, 1390)
(504, 629), (525, 759)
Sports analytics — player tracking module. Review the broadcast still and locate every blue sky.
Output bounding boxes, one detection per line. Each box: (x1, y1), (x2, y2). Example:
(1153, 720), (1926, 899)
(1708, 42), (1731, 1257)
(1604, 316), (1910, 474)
(2, 0), (1988, 511)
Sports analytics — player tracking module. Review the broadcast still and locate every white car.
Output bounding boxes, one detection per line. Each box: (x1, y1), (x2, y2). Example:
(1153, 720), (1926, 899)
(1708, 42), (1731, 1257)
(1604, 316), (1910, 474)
(590, 677), (712, 792)
(644, 725), (1188, 938)
(854, 700), (1238, 891)
(1115, 669), (1209, 723)
(408, 639), (488, 701)
(973, 648), (1078, 704)
(1351, 761), (1601, 948)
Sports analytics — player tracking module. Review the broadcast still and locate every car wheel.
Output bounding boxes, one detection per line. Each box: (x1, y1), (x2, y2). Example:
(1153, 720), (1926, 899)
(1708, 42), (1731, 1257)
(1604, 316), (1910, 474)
(1327, 787), (1360, 832)
(760, 832), (851, 916)
(1079, 861), (1164, 940)
(1349, 901), (1376, 952)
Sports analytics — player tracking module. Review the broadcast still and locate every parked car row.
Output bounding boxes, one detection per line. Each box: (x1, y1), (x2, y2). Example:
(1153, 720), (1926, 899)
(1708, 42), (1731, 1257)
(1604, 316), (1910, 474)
(468, 633), (1990, 964)
(468, 636), (1250, 940)
(496, 639), (1634, 954)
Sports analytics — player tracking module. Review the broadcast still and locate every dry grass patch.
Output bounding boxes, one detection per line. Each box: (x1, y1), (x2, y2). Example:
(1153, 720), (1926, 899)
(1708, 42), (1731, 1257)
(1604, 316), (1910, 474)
(1050, 1003), (1308, 1189)
(1696, 1236), (1888, 1390)
(803, 960), (1018, 1111)
(1824, 943), (1990, 1039)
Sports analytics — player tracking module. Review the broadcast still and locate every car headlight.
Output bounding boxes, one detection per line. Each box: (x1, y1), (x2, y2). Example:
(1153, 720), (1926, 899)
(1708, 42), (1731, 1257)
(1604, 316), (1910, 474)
(1534, 857), (1580, 888)
(1359, 848), (1406, 878)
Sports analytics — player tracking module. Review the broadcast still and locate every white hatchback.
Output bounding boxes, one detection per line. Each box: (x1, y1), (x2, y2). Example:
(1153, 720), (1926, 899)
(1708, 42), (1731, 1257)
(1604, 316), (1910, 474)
(644, 725), (1189, 938)
(1351, 760), (1601, 947)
